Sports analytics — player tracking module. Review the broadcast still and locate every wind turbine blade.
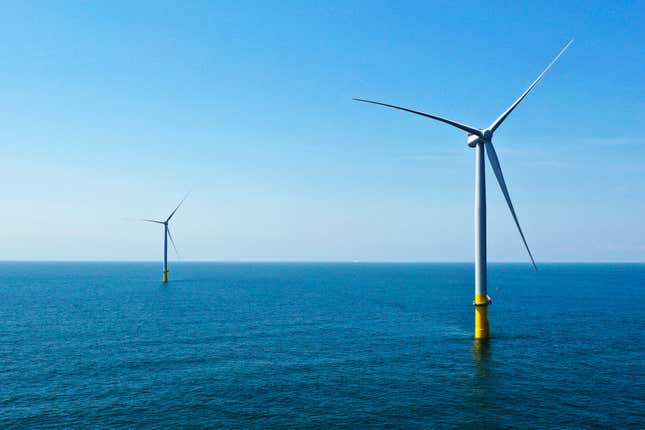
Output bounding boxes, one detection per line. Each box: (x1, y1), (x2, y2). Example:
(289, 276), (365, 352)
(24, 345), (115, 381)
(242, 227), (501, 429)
(485, 140), (537, 270)
(140, 218), (165, 224)
(353, 98), (482, 136)
(166, 192), (190, 222)
(167, 227), (180, 258)
(489, 39), (573, 132)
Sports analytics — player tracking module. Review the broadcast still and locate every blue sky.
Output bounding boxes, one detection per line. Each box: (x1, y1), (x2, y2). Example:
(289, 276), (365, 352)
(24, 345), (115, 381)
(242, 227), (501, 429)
(0, 1), (643, 262)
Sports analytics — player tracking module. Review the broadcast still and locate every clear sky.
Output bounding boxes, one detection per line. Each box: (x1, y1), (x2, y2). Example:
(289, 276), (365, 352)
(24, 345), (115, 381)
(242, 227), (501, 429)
(0, 1), (643, 262)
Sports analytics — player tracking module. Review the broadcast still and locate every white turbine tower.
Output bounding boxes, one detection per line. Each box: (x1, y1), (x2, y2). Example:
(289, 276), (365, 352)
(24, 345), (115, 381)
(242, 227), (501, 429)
(354, 40), (572, 339)
(141, 193), (189, 283)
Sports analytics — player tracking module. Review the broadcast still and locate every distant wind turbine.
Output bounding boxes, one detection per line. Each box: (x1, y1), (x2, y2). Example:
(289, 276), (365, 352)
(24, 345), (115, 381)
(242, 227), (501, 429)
(141, 193), (190, 283)
(354, 40), (572, 339)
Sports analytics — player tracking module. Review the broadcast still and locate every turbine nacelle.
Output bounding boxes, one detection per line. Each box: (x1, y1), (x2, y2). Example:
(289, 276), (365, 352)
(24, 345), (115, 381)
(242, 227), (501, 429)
(467, 133), (480, 147)
(467, 129), (492, 147)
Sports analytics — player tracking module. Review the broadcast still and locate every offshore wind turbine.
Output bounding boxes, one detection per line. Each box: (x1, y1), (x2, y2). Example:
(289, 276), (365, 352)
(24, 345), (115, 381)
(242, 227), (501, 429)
(141, 193), (189, 283)
(354, 40), (572, 339)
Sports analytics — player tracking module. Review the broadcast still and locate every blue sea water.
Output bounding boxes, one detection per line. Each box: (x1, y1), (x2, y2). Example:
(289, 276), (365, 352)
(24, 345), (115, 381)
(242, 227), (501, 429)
(1, 262), (644, 429)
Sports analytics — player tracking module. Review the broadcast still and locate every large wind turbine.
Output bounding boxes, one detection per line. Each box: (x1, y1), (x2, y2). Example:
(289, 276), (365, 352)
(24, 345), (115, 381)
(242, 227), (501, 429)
(354, 41), (572, 339)
(141, 193), (189, 283)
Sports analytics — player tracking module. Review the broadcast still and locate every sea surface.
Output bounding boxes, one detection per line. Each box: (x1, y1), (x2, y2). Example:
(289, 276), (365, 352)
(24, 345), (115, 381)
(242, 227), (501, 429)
(1, 262), (644, 429)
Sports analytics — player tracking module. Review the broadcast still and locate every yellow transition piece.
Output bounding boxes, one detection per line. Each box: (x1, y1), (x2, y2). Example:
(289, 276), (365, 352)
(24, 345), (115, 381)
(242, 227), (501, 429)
(474, 293), (490, 339)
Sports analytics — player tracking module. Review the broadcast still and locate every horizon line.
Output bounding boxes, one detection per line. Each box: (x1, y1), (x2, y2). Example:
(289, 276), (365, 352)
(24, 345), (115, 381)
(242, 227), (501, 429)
(0, 260), (643, 264)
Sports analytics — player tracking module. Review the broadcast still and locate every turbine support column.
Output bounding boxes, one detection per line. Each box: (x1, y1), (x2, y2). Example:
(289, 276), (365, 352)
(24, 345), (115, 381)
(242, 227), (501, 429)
(474, 141), (490, 339)
(163, 224), (169, 283)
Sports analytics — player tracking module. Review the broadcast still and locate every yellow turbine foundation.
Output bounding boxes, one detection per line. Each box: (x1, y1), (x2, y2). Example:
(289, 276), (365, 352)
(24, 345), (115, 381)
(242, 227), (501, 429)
(474, 293), (490, 339)
(163, 270), (168, 283)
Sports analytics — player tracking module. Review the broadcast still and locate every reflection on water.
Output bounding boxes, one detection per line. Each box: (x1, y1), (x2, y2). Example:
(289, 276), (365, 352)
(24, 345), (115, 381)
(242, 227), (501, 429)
(472, 339), (493, 403)
(472, 338), (491, 378)
(462, 339), (497, 427)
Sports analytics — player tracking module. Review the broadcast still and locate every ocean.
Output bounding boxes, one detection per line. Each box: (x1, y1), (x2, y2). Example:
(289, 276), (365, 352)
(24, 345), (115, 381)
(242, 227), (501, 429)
(1, 262), (643, 429)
